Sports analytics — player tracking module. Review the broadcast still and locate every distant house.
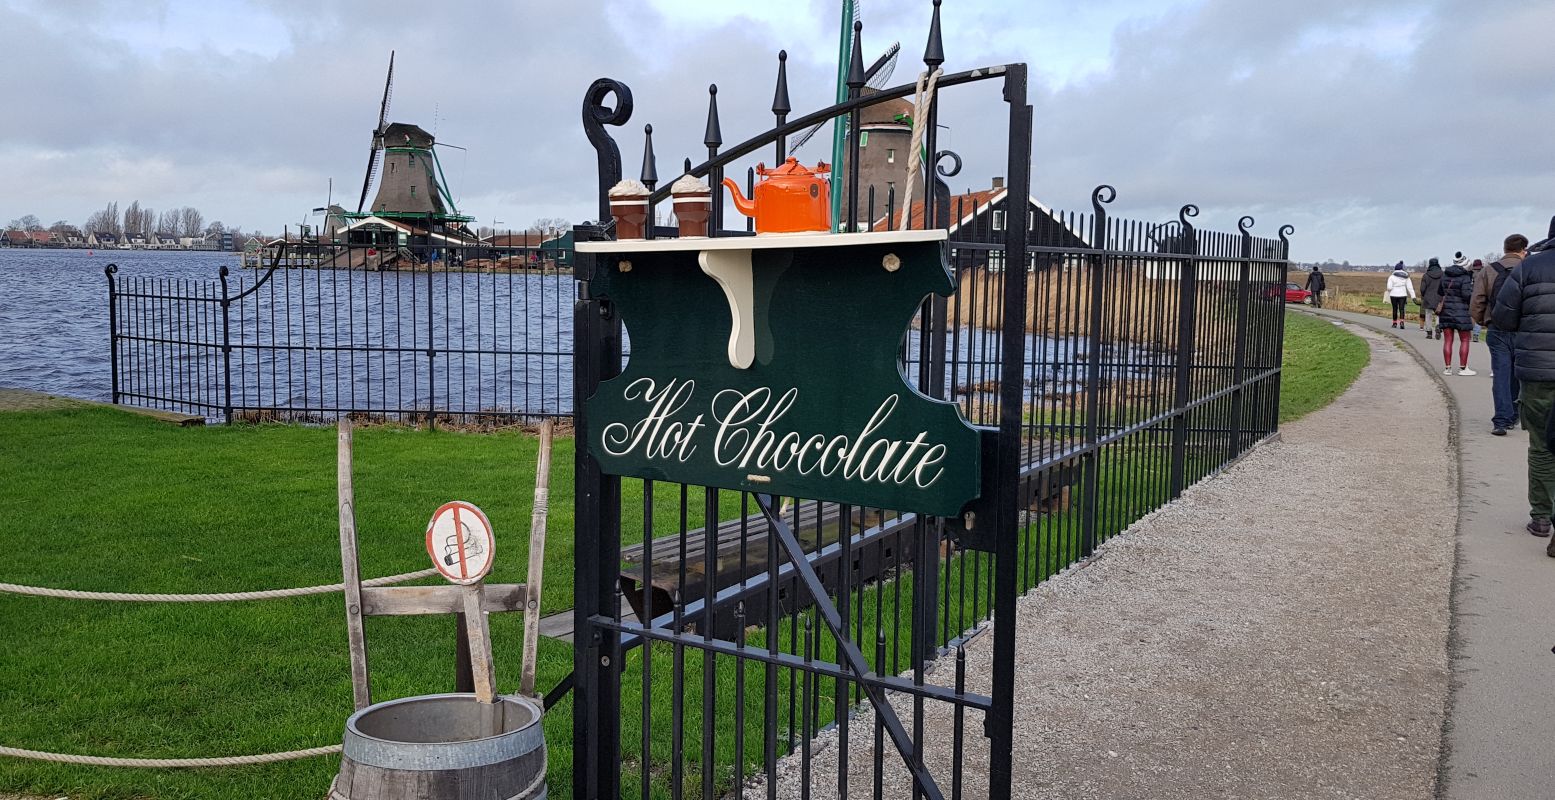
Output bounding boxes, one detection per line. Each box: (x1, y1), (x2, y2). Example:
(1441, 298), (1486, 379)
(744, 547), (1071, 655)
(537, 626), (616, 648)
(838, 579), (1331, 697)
(482, 231), (574, 268)
(28, 230), (56, 247)
(882, 179), (1091, 273)
(92, 232), (119, 248)
(152, 232), (183, 249)
(123, 232), (148, 249)
(1, 230), (29, 247)
(56, 228), (86, 247)
(202, 231), (236, 251)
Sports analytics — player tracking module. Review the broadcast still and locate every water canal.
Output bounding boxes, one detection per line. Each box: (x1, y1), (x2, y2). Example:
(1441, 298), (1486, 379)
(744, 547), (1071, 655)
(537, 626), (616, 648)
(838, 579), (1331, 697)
(0, 247), (1145, 418)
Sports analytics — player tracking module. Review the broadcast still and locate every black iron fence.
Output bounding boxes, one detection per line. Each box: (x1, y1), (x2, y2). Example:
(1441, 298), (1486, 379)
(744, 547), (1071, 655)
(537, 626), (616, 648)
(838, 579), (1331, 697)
(106, 234), (575, 423)
(564, 8), (1292, 798)
(101, 8), (1293, 797)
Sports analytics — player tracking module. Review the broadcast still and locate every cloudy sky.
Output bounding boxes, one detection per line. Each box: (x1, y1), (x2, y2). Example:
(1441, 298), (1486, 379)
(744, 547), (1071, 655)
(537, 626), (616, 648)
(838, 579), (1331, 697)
(3, 0), (1551, 263)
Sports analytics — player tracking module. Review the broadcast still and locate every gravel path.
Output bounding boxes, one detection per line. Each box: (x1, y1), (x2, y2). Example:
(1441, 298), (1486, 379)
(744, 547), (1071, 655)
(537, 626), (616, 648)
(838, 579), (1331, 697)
(760, 320), (1454, 799)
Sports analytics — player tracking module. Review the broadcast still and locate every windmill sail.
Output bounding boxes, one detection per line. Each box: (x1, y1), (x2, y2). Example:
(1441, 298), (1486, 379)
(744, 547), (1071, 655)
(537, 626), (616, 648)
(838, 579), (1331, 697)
(356, 51), (395, 213)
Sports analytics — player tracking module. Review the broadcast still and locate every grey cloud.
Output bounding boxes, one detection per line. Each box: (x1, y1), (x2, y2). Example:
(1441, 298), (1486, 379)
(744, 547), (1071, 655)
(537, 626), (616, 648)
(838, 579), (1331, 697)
(4, 0), (1552, 262)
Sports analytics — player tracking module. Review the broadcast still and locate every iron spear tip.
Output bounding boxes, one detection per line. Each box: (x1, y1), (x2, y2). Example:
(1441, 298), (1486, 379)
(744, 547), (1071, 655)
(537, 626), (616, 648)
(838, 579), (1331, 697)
(925, 0), (946, 66)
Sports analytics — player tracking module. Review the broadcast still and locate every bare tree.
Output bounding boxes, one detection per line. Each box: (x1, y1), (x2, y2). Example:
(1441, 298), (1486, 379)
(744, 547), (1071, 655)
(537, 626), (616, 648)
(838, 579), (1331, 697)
(86, 201), (122, 235)
(123, 201), (142, 235)
(178, 207), (205, 238)
(529, 217), (570, 238)
(205, 221), (225, 236)
(157, 209), (180, 235)
(7, 215), (41, 230)
(48, 220), (73, 234)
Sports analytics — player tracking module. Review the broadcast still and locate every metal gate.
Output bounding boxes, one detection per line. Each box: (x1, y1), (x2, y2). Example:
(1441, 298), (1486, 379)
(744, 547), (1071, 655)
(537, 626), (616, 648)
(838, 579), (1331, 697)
(567, 7), (1291, 799)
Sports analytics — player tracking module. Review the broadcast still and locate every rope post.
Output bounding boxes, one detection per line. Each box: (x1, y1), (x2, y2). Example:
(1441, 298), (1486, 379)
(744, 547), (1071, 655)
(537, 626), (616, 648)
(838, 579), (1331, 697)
(337, 418), (373, 710)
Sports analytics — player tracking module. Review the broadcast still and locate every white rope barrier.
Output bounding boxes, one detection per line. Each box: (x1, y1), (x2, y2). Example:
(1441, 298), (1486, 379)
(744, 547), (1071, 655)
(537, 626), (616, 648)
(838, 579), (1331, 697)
(0, 743), (341, 768)
(898, 67), (943, 231)
(0, 567), (437, 602)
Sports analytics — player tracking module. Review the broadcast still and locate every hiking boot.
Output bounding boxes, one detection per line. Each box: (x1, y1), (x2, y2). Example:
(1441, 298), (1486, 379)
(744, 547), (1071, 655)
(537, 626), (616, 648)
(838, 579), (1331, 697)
(1528, 518), (1552, 538)
(1459, 367), (1478, 376)
(1493, 427), (1508, 436)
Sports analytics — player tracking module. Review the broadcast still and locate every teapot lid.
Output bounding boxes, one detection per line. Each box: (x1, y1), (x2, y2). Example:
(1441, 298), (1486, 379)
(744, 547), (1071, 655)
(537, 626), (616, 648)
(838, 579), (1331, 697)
(758, 157), (831, 178)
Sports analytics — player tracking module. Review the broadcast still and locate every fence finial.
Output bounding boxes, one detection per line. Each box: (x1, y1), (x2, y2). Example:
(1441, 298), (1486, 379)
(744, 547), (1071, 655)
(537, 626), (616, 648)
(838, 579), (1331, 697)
(1237, 215), (1255, 235)
(847, 22), (867, 90)
(640, 124), (659, 190)
(703, 84), (723, 150)
(583, 78), (635, 223)
(772, 51), (791, 117)
(924, 0), (945, 67)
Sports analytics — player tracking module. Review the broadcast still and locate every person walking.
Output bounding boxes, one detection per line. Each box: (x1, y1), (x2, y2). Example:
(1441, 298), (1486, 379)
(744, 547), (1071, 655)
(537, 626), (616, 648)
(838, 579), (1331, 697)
(1305, 265), (1326, 308)
(1419, 258), (1444, 339)
(1474, 235), (1530, 435)
(1490, 236), (1555, 553)
(1470, 258), (1486, 342)
(1384, 261), (1417, 328)
(1437, 258), (1476, 375)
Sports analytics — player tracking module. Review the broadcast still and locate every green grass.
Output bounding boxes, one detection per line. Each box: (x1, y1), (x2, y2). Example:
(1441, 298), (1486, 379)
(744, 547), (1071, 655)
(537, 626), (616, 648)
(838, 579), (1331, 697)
(0, 316), (1363, 800)
(1279, 310), (1370, 422)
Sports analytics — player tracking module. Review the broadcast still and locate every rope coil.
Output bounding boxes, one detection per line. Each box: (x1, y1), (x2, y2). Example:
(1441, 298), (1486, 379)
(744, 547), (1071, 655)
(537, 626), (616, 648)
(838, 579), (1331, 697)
(0, 567), (437, 603)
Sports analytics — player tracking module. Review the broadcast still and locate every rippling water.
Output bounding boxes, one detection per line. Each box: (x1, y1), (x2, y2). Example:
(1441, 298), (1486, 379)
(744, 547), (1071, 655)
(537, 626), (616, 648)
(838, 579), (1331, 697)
(0, 248), (238, 401)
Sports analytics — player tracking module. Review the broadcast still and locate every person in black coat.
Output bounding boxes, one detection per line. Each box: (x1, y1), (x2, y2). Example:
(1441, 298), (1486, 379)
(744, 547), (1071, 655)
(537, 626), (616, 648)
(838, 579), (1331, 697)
(1305, 266), (1326, 308)
(1491, 243), (1555, 549)
(1419, 259), (1444, 338)
(1436, 261), (1476, 375)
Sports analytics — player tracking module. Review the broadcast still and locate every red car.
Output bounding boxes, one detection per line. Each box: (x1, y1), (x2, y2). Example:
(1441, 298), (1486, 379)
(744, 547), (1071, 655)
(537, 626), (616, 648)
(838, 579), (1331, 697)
(1284, 283), (1313, 304)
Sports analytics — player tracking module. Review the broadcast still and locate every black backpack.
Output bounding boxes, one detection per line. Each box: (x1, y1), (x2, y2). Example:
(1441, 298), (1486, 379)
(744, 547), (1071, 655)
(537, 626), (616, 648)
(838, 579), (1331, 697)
(1491, 261), (1512, 305)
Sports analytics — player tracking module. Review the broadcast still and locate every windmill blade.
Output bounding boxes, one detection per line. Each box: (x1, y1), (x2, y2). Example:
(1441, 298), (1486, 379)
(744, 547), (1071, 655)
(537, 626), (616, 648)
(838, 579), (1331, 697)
(377, 51), (395, 134)
(357, 52), (395, 213)
(356, 147), (380, 213)
(789, 119), (828, 154)
(863, 41), (899, 89)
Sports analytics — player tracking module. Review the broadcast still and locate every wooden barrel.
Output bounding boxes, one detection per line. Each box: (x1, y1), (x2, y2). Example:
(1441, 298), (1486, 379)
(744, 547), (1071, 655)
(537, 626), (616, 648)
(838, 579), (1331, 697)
(330, 693), (546, 800)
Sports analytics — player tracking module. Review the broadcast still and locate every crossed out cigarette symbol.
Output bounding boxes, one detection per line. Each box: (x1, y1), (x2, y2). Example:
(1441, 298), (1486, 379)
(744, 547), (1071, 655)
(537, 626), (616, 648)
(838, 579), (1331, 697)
(442, 519), (484, 569)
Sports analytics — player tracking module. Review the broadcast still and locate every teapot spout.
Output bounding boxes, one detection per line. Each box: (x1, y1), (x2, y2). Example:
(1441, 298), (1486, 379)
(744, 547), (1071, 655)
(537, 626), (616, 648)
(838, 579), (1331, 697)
(722, 177), (756, 218)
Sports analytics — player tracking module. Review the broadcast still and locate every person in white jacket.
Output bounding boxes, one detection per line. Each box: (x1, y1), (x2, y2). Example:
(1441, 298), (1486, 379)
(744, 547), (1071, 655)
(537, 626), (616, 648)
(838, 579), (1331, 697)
(1384, 261), (1418, 329)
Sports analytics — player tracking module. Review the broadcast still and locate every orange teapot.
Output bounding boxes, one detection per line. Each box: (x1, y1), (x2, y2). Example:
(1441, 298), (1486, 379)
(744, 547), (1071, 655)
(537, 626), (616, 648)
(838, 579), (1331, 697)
(723, 158), (832, 234)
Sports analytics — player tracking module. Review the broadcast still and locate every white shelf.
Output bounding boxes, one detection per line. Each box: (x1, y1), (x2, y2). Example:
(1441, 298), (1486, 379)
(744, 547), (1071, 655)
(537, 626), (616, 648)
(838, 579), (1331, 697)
(575, 229), (947, 253)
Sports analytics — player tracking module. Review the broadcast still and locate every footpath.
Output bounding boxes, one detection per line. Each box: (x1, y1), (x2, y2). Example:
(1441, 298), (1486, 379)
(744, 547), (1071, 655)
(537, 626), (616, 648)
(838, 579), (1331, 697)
(766, 315), (1457, 798)
(1310, 307), (1555, 800)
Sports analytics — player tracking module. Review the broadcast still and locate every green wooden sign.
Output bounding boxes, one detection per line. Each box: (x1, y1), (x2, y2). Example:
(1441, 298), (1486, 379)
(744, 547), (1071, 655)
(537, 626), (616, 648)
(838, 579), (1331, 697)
(577, 231), (982, 517)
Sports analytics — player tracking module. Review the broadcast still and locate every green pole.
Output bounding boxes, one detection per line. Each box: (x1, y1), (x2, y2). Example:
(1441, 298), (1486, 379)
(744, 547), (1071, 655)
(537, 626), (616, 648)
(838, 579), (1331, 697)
(829, 0), (854, 232)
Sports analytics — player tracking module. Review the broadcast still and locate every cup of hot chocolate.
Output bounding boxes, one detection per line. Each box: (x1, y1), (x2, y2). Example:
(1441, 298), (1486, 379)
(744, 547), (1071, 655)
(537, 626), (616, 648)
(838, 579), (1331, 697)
(608, 179), (650, 239)
(670, 174), (712, 238)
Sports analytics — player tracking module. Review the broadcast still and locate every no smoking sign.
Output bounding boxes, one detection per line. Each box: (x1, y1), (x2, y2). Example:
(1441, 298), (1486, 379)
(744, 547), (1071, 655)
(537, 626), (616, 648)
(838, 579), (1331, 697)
(424, 501), (495, 585)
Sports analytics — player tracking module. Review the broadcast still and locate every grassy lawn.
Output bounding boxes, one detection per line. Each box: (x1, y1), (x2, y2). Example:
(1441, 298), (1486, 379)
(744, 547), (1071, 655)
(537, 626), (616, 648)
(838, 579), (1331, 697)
(0, 314), (1365, 799)
(1280, 309), (1371, 422)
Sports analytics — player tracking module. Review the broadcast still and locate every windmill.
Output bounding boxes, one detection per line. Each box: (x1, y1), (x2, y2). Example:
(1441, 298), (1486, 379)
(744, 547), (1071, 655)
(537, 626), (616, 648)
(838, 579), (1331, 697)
(344, 52), (473, 230)
(357, 51), (395, 214)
